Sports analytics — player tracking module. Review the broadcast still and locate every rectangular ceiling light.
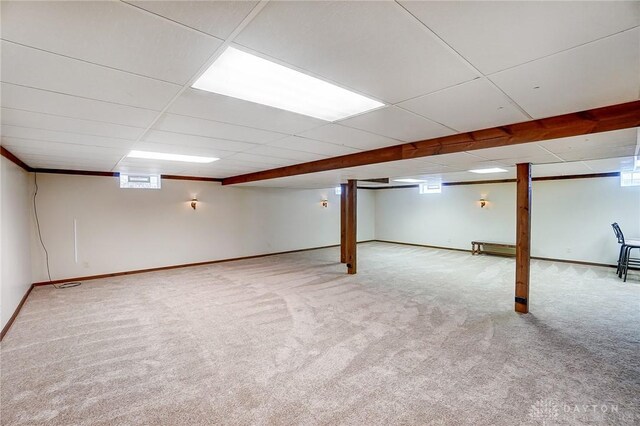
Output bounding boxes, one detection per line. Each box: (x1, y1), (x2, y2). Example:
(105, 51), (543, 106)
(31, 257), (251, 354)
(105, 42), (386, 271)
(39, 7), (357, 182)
(192, 47), (384, 121)
(127, 150), (218, 163)
(468, 168), (508, 174)
(393, 178), (426, 183)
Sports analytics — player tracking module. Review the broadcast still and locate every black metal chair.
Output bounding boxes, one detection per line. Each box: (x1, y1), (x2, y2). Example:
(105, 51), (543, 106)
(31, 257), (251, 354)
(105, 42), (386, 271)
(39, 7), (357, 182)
(611, 223), (640, 282)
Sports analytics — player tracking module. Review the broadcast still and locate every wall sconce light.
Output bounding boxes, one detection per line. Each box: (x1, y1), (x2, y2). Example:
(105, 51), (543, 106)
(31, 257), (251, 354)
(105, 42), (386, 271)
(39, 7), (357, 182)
(191, 198), (198, 210)
(479, 198), (486, 208)
(321, 199), (328, 208)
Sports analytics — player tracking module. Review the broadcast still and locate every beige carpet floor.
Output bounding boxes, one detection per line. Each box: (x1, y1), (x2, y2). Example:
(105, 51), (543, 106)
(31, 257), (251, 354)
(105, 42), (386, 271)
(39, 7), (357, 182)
(1, 242), (639, 425)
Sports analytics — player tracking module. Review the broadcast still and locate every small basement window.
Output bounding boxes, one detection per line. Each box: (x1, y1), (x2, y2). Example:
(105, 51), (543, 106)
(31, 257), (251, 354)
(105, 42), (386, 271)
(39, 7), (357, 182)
(119, 174), (161, 189)
(419, 182), (442, 194)
(620, 171), (640, 187)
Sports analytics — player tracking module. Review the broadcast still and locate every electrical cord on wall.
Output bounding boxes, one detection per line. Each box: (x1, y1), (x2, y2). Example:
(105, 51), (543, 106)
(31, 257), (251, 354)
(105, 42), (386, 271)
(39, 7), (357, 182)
(34, 173), (81, 289)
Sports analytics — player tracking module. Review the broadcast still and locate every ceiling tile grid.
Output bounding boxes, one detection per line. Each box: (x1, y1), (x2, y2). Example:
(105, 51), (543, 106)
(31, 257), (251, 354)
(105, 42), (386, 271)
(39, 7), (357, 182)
(267, 136), (362, 157)
(1, 0), (225, 85)
(398, 0), (639, 75)
(0, 1), (638, 185)
(1, 41), (183, 111)
(338, 106), (455, 142)
(124, 1), (259, 41)
(1, 108), (146, 141)
(233, 0), (478, 104)
(488, 28), (640, 119)
(1, 126), (135, 150)
(168, 88), (326, 135)
(397, 78), (530, 132)
(0, 83), (161, 129)
(142, 130), (259, 153)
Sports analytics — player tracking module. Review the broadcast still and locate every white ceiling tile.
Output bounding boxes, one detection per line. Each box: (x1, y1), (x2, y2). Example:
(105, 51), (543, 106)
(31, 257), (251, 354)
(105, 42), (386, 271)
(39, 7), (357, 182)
(339, 106), (454, 142)
(2, 138), (128, 160)
(469, 144), (562, 165)
(154, 114), (284, 144)
(1, 0), (222, 84)
(1, 41), (181, 110)
(228, 152), (298, 167)
(268, 136), (361, 157)
(190, 166), (259, 178)
(532, 162), (593, 177)
(143, 130), (257, 153)
(125, 1), (258, 40)
(551, 144), (638, 162)
(168, 88), (324, 134)
(297, 124), (400, 150)
(130, 141), (235, 160)
(0, 83), (159, 128)
(1, 108), (144, 140)
(425, 152), (500, 167)
(18, 155), (120, 170)
(443, 169), (517, 183)
(490, 29), (640, 119)
(234, 1), (477, 103)
(213, 158), (270, 172)
(243, 145), (327, 162)
(400, 1), (640, 74)
(1, 126), (135, 150)
(538, 128), (638, 154)
(398, 78), (530, 132)
(116, 159), (190, 175)
(581, 157), (636, 173)
(492, 156), (562, 167)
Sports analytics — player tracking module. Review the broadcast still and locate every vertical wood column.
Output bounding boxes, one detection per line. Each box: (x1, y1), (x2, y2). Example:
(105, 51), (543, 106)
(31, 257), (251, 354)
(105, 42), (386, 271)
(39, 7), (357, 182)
(515, 163), (531, 313)
(340, 183), (347, 263)
(346, 180), (357, 274)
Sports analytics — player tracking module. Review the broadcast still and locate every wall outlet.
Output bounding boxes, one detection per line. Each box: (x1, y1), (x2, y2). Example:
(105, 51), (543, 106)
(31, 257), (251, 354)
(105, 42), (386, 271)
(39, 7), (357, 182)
(83, 261), (90, 269)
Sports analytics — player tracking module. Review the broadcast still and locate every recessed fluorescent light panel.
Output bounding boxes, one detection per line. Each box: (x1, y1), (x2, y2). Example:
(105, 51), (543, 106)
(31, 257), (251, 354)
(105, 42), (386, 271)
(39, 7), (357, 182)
(393, 178), (426, 183)
(192, 47), (384, 121)
(468, 168), (508, 174)
(127, 150), (218, 163)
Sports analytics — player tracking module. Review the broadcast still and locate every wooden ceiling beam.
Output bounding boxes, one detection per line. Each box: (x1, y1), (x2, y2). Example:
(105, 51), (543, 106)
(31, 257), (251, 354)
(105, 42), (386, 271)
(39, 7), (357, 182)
(222, 100), (640, 185)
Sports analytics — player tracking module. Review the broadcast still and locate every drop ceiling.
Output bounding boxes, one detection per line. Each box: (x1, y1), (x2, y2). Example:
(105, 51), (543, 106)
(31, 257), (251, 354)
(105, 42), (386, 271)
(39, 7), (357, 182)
(1, 1), (638, 187)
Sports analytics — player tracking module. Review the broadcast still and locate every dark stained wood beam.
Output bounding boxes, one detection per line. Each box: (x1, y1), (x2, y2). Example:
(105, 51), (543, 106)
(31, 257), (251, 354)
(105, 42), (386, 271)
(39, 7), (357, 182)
(359, 177), (390, 184)
(340, 183), (347, 264)
(222, 100), (640, 185)
(161, 174), (223, 183)
(35, 168), (118, 177)
(345, 180), (357, 274)
(1, 146), (32, 172)
(515, 163), (532, 314)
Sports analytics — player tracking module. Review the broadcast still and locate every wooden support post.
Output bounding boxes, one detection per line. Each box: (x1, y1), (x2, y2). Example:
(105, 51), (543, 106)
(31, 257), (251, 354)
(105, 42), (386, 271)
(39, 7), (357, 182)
(346, 180), (357, 274)
(340, 183), (347, 263)
(515, 163), (532, 313)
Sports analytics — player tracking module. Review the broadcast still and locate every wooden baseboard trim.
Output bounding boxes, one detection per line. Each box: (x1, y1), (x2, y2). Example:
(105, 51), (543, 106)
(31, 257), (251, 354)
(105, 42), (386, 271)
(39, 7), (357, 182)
(33, 241), (375, 287)
(373, 240), (620, 269)
(530, 256), (615, 269)
(1, 284), (34, 341)
(374, 239), (471, 253)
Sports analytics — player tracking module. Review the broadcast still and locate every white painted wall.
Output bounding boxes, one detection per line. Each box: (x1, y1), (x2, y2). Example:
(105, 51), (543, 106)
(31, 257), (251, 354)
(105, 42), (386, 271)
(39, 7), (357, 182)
(375, 177), (640, 265)
(25, 170), (639, 285)
(30, 173), (375, 282)
(1, 156), (33, 329)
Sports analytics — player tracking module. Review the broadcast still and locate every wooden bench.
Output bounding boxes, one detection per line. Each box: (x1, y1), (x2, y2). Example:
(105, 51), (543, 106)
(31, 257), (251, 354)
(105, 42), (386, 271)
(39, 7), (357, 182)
(471, 241), (516, 257)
